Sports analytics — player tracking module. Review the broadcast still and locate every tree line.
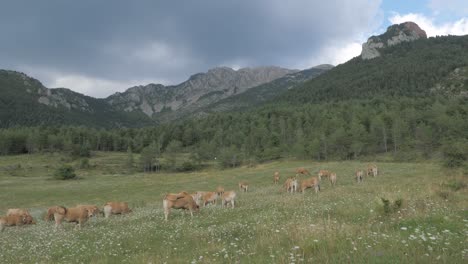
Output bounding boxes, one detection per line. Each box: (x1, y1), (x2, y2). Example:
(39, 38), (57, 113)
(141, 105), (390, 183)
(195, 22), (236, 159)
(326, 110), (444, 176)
(1, 96), (466, 169)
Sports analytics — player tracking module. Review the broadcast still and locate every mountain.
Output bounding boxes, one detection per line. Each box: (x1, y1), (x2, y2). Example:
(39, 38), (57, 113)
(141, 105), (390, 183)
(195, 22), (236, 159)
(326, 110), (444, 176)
(278, 30), (467, 104)
(0, 66), (299, 127)
(194, 64), (333, 115)
(0, 70), (154, 128)
(361, 21), (427, 59)
(105, 66), (296, 120)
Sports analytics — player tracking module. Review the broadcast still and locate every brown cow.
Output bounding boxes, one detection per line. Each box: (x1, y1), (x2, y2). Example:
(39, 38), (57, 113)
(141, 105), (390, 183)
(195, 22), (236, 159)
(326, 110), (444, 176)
(190, 192), (203, 206)
(216, 186), (225, 196)
(273, 172), (280, 184)
(283, 176), (298, 193)
(163, 193), (199, 221)
(296, 167), (311, 176)
(202, 191), (218, 207)
(76, 205), (100, 217)
(329, 172), (337, 187)
(318, 170), (331, 181)
(49, 206), (90, 229)
(239, 181), (249, 192)
(0, 214), (28, 232)
(355, 170), (364, 183)
(221, 191), (237, 208)
(300, 177), (320, 193)
(103, 202), (132, 218)
(6, 209), (36, 224)
(367, 164), (378, 177)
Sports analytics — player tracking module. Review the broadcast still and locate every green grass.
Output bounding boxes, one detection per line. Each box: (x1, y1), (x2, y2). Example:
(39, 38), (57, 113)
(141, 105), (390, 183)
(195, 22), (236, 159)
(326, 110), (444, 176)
(0, 152), (466, 263)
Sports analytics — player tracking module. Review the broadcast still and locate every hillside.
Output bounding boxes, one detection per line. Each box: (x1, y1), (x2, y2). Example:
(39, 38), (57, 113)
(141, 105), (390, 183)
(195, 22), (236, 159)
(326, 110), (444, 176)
(0, 70), (154, 128)
(0, 66), (301, 127)
(277, 35), (468, 104)
(106, 66), (297, 120)
(194, 64), (333, 115)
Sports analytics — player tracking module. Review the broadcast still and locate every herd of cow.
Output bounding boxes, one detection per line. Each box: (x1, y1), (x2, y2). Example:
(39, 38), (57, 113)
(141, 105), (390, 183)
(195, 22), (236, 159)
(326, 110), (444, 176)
(0, 164), (378, 231)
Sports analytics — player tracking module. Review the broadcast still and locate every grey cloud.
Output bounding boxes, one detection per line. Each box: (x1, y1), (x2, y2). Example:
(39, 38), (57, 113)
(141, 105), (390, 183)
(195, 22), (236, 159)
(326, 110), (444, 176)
(0, 0), (382, 97)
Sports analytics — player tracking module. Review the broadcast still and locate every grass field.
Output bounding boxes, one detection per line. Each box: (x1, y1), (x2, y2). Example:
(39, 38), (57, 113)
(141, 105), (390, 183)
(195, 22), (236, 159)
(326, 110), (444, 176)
(0, 152), (466, 263)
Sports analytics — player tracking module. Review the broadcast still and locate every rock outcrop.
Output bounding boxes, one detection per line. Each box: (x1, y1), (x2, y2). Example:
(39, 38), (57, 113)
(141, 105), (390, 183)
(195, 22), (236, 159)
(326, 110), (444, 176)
(106, 66), (297, 117)
(361, 21), (427, 60)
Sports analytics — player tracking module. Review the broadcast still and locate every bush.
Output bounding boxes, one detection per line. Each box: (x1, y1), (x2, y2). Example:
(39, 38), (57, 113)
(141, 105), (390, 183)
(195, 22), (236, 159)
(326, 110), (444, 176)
(442, 140), (468, 168)
(79, 158), (90, 169)
(380, 197), (404, 214)
(54, 165), (77, 180)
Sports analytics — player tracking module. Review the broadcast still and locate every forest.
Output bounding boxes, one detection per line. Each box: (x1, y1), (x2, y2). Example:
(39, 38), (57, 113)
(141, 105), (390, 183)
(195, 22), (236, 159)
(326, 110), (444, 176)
(0, 35), (467, 170)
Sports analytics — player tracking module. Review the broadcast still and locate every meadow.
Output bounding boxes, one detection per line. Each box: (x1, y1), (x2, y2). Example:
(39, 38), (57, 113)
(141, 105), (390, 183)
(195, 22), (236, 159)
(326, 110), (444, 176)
(0, 152), (466, 263)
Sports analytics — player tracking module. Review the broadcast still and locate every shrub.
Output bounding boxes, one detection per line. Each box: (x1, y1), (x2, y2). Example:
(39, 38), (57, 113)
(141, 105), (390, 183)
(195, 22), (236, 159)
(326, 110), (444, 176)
(54, 165), (77, 180)
(442, 140), (467, 168)
(79, 158), (90, 169)
(380, 197), (404, 214)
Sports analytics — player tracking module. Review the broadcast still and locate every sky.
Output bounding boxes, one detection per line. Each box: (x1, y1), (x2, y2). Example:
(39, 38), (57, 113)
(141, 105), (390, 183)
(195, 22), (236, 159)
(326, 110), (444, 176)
(0, 0), (467, 98)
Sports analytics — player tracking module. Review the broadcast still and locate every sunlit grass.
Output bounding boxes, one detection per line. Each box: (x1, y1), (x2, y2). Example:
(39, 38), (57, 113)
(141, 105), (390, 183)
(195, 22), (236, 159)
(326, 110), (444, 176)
(0, 152), (466, 263)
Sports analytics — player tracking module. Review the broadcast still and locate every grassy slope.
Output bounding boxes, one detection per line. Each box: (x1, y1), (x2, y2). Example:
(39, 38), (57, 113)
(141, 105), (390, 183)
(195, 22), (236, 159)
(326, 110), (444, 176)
(0, 153), (466, 263)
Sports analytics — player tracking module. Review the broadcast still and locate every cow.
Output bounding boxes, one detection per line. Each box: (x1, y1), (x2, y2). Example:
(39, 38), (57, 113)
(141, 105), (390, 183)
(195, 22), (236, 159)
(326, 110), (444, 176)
(103, 202), (132, 218)
(283, 176), (298, 193)
(6, 209), (36, 224)
(216, 186), (225, 196)
(49, 206), (90, 229)
(329, 172), (337, 187)
(273, 172), (280, 184)
(221, 191), (237, 208)
(76, 205), (100, 217)
(163, 192), (199, 221)
(367, 164), (378, 177)
(0, 214), (28, 232)
(295, 167), (311, 176)
(202, 191), (218, 207)
(318, 170), (331, 181)
(190, 192), (203, 206)
(355, 170), (364, 183)
(300, 177), (320, 193)
(239, 181), (249, 192)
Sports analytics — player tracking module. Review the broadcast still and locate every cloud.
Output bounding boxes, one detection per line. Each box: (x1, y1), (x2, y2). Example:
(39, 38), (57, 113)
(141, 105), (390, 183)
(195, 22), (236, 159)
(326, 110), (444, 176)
(297, 41), (363, 68)
(0, 0), (383, 97)
(428, 0), (468, 16)
(389, 13), (468, 36)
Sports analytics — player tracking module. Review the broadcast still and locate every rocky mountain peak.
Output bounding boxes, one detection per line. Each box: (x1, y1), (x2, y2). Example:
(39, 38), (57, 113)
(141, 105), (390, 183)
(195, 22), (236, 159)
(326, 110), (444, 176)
(361, 21), (427, 60)
(106, 66), (296, 118)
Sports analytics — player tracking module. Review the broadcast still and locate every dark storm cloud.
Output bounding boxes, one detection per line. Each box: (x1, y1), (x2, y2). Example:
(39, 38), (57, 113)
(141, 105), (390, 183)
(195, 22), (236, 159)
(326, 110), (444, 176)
(0, 0), (382, 97)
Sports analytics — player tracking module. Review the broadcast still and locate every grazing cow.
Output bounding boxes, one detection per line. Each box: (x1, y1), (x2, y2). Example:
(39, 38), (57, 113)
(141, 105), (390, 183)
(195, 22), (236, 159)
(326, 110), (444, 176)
(0, 214), (28, 232)
(163, 192), (199, 221)
(355, 170), (364, 183)
(295, 167), (311, 176)
(103, 202), (132, 218)
(221, 191), (237, 208)
(202, 191), (218, 207)
(190, 192), (203, 206)
(318, 170), (331, 181)
(239, 181), (249, 192)
(273, 172), (280, 184)
(76, 205), (100, 217)
(49, 206), (90, 229)
(216, 186), (225, 196)
(300, 177), (320, 193)
(329, 172), (337, 187)
(283, 176), (298, 193)
(6, 209), (36, 224)
(367, 164), (378, 177)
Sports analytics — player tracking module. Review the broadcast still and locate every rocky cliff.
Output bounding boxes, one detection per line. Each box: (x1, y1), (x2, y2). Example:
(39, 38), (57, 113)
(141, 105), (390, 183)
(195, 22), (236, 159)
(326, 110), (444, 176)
(361, 21), (427, 60)
(106, 66), (297, 118)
